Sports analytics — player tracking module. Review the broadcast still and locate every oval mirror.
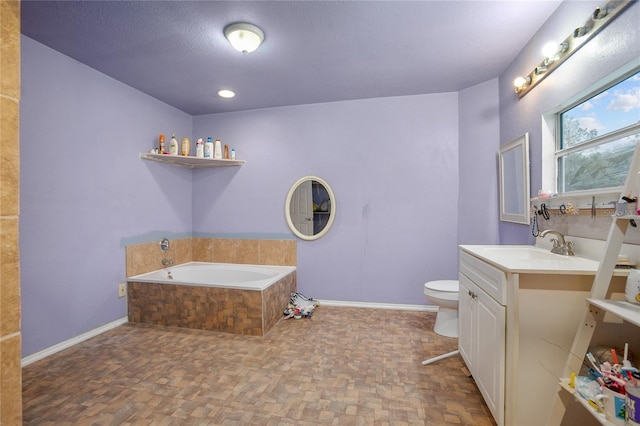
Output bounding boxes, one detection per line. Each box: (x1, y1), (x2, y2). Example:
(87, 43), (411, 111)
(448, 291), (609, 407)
(285, 176), (336, 241)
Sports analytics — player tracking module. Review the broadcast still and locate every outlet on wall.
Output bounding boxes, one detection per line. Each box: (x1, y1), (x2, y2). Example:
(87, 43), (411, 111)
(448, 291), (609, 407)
(118, 282), (126, 298)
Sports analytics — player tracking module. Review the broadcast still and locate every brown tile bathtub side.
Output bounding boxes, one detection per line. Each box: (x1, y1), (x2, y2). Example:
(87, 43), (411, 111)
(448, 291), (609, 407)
(128, 281), (264, 336)
(262, 271), (297, 335)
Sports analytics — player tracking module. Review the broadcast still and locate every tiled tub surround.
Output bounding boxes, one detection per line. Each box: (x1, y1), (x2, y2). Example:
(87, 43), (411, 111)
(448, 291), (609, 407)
(125, 237), (296, 277)
(125, 238), (297, 336)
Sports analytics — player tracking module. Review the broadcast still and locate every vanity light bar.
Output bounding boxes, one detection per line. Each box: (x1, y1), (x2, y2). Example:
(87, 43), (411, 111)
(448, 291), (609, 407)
(514, 0), (634, 98)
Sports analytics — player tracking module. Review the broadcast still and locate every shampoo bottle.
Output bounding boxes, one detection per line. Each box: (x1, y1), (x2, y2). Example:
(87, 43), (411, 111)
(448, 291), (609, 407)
(204, 137), (213, 158)
(214, 138), (222, 159)
(169, 134), (179, 155)
(196, 138), (204, 158)
(224, 144), (229, 159)
(181, 137), (190, 156)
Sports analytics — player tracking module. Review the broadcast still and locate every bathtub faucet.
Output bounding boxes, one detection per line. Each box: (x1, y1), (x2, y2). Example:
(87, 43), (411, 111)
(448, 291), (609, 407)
(539, 229), (574, 256)
(162, 258), (174, 266)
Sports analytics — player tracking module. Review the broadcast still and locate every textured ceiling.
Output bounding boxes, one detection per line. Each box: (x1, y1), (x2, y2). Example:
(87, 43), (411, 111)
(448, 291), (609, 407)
(21, 1), (562, 115)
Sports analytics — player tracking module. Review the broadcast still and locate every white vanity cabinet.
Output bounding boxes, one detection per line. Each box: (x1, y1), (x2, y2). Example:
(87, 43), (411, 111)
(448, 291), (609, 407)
(458, 270), (505, 425)
(458, 245), (626, 426)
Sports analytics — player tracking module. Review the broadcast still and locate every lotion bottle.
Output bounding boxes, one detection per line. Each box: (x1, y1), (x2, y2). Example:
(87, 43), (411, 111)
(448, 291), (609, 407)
(169, 134), (179, 156)
(204, 137), (213, 158)
(196, 138), (204, 158)
(214, 139), (222, 159)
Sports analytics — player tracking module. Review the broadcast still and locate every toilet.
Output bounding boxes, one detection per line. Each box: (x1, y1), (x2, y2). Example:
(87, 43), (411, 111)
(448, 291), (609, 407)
(423, 280), (459, 338)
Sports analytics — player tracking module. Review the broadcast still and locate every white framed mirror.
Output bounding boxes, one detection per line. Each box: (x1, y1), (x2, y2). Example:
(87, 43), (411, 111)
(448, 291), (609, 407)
(285, 176), (336, 241)
(499, 133), (530, 224)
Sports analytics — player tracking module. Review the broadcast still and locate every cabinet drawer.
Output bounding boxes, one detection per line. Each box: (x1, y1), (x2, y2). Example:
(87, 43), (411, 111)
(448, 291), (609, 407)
(459, 250), (507, 305)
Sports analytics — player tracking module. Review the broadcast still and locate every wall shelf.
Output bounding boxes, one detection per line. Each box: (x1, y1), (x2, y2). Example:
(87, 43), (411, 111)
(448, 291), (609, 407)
(140, 152), (245, 169)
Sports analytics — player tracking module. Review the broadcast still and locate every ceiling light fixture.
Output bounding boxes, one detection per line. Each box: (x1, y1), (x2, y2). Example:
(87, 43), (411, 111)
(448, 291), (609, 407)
(224, 23), (264, 54)
(513, 0), (633, 98)
(218, 89), (235, 99)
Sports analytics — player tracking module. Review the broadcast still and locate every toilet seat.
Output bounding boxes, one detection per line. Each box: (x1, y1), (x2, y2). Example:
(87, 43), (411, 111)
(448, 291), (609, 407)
(424, 280), (458, 293)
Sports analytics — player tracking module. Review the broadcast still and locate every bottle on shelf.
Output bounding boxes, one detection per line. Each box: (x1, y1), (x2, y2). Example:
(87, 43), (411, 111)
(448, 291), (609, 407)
(195, 138), (204, 158)
(224, 144), (229, 159)
(204, 137), (213, 158)
(180, 137), (190, 156)
(214, 139), (222, 159)
(158, 134), (165, 154)
(231, 148), (236, 160)
(169, 134), (179, 156)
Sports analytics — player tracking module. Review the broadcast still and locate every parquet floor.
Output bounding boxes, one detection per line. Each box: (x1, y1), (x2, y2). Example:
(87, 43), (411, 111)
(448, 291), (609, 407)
(22, 306), (496, 425)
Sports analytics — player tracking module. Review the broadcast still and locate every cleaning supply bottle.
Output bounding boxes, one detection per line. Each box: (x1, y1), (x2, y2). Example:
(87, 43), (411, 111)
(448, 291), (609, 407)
(169, 134), (179, 155)
(181, 137), (190, 156)
(204, 137), (213, 158)
(158, 134), (165, 154)
(196, 138), (204, 158)
(214, 138), (222, 159)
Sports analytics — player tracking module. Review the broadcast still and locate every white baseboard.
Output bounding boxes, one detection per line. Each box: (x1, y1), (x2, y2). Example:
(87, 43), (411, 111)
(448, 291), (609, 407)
(21, 317), (128, 367)
(318, 299), (438, 312)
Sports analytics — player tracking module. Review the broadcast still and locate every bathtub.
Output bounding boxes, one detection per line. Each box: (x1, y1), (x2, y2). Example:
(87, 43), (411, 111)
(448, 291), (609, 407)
(128, 261), (296, 291)
(127, 262), (297, 336)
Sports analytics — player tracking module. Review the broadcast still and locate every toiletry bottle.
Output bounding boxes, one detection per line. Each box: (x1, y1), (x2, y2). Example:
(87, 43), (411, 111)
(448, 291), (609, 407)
(231, 148), (236, 160)
(196, 138), (204, 158)
(158, 134), (165, 154)
(181, 137), (190, 156)
(224, 144), (229, 159)
(214, 139), (222, 159)
(204, 137), (213, 158)
(169, 134), (179, 155)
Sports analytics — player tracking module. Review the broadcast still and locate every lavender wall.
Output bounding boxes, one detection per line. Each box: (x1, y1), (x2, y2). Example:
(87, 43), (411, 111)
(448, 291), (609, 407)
(458, 79), (500, 245)
(192, 94), (460, 304)
(498, 1), (640, 243)
(20, 37), (193, 357)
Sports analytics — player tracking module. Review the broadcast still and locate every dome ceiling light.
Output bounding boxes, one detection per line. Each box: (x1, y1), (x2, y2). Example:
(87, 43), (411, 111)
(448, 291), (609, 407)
(224, 23), (264, 54)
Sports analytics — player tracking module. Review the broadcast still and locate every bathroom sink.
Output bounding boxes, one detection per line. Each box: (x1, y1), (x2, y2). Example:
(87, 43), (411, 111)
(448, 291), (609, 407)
(460, 245), (601, 274)
(474, 246), (572, 261)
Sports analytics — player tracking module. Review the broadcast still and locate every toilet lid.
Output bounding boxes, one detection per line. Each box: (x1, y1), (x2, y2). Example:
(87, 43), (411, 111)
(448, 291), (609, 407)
(424, 280), (459, 292)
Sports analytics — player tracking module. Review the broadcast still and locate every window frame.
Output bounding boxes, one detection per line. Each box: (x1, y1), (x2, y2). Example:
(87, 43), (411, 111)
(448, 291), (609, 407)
(552, 65), (640, 196)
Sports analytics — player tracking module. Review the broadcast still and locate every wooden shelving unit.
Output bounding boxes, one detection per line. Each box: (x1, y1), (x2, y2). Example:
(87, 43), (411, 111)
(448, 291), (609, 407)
(550, 145), (640, 425)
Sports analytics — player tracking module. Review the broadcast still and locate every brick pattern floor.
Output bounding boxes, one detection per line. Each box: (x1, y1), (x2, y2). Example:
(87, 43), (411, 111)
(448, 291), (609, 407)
(22, 306), (496, 425)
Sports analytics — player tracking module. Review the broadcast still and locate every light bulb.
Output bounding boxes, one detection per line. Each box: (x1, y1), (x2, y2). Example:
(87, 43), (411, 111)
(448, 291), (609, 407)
(513, 76), (528, 89)
(542, 42), (558, 58)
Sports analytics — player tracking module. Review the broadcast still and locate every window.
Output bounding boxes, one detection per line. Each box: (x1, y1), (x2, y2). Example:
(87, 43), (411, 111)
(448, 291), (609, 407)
(557, 70), (640, 193)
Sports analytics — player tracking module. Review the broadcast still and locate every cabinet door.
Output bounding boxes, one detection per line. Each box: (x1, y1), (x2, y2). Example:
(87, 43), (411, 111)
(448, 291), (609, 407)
(458, 272), (475, 372)
(475, 286), (506, 426)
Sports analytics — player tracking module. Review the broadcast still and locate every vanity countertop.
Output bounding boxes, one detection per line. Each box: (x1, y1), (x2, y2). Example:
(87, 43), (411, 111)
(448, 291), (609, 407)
(460, 245), (628, 275)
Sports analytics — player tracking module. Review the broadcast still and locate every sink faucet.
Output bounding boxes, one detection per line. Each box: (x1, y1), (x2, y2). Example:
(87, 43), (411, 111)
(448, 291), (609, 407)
(539, 230), (575, 256)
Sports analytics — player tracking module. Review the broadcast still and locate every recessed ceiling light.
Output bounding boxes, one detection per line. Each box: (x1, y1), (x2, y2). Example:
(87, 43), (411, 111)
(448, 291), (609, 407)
(218, 89), (235, 99)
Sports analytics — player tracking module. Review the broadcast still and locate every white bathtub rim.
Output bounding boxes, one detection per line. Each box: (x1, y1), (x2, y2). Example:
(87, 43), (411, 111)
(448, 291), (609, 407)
(127, 261), (296, 291)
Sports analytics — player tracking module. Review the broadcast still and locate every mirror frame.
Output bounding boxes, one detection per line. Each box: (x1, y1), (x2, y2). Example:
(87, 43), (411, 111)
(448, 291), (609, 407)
(499, 133), (530, 225)
(285, 176), (336, 241)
